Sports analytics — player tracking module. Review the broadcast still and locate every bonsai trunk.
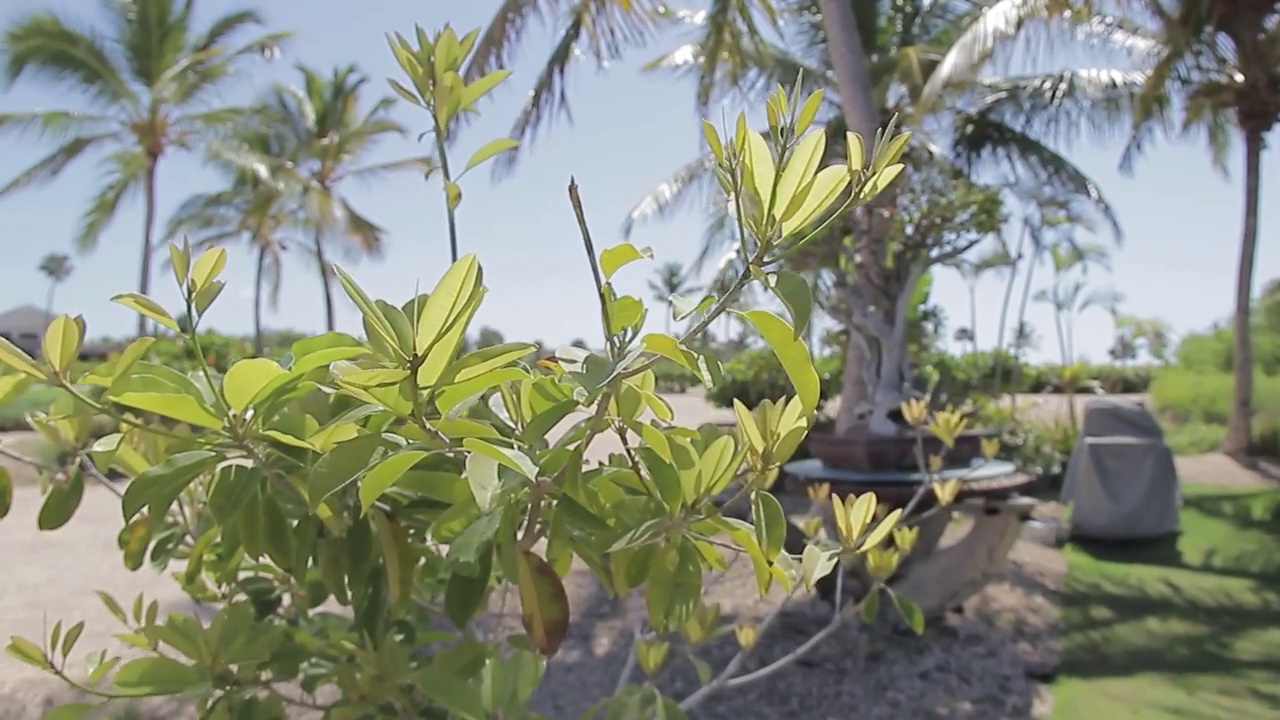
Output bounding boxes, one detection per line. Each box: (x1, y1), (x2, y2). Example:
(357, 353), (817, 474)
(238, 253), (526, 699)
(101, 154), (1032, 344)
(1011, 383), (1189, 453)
(1223, 128), (1264, 458)
(843, 263), (926, 435)
(817, 0), (883, 434)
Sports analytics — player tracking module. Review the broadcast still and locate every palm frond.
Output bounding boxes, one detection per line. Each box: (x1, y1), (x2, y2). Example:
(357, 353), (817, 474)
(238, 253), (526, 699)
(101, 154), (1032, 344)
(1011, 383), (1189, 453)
(0, 11), (137, 110)
(75, 147), (147, 251)
(622, 153), (717, 238)
(0, 133), (114, 198)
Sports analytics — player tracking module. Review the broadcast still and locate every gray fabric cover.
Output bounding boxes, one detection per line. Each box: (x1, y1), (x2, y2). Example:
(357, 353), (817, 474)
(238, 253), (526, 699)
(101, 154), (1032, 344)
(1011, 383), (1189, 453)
(1060, 397), (1181, 540)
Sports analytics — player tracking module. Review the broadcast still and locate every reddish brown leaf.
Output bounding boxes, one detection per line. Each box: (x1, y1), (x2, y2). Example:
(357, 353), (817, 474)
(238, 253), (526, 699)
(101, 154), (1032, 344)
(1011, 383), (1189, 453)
(516, 549), (570, 656)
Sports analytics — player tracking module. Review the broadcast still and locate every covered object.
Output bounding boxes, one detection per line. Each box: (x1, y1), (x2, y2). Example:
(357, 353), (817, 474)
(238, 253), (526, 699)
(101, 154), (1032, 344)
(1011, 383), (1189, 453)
(1060, 397), (1181, 540)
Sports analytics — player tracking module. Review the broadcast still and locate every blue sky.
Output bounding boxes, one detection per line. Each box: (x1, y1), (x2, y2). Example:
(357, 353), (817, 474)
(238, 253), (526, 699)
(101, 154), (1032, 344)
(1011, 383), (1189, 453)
(0, 0), (1273, 364)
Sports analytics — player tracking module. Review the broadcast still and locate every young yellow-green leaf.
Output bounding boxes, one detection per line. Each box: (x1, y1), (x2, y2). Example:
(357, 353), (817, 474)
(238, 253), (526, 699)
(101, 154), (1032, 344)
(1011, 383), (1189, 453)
(0, 373), (31, 405)
(750, 490), (787, 561)
(460, 68), (513, 109)
(670, 293), (715, 321)
(599, 242), (653, 280)
(462, 438), (537, 481)
(860, 163), (905, 202)
(702, 120), (724, 162)
(415, 254), (482, 354)
(111, 293), (179, 333)
(800, 544), (839, 591)
(736, 310), (819, 415)
(332, 265), (403, 359)
(109, 392), (223, 430)
(445, 180), (463, 210)
(189, 247), (228, 293)
(5, 636), (50, 669)
(38, 470), (84, 531)
(452, 342), (537, 383)
(743, 130), (776, 212)
(0, 467), (11, 519)
(0, 335), (48, 379)
(464, 137), (519, 174)
(41, 315), (83, 374)
(846, 130), (865, 171)
(111, 656), (203, 696)
(222, 358), (288, 413)
(516, 550), (570, 657)
(359, 450), (429, 512)
(640, 334), (699, 377)
(858, 507), (903, 553)
(795, 90), (824, 135)
(732, 399), (765, 453)
(773, 131), (825, 221)
(779, 165), (851, 239)
(119, 516), (152, 571)
(762, 270), (813, 338)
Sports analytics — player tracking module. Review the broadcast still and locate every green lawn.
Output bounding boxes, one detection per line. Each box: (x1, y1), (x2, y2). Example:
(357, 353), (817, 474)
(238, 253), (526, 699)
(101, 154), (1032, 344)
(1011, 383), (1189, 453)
(1053, 485), (1280, 719)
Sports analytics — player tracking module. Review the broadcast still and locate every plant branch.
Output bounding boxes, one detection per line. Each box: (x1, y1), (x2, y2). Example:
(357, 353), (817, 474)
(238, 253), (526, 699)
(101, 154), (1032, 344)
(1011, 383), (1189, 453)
(568, 178), (615, 356)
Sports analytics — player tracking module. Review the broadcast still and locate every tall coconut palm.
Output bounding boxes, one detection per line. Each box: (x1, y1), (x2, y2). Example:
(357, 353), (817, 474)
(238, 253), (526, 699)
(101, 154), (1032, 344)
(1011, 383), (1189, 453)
(1122, 0), (1280, 457)
(165, 121), (304, 354)
(0, 0), (288, 337)
(945, 242), (1014, 354)
(259, 65), (430, 332)
(38, 253), (73, 315)
(648, 261), (696, 334)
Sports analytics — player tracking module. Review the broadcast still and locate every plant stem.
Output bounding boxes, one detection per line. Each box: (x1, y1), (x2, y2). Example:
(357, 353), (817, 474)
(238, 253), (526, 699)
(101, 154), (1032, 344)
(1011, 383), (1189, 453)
(433, 124), (460, 264)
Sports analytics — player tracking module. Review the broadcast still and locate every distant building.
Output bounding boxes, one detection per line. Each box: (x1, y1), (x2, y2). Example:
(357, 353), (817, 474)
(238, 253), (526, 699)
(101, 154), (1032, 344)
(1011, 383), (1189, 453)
(0, 304), (114, 361)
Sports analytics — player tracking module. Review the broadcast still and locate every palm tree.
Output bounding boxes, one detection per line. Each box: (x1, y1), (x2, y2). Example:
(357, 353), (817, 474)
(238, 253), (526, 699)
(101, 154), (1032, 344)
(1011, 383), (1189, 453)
(946, 242), (1014, 354)
(38, 253), (73, 315)
(165, 121), (303, 354)
(258, 65), (429, 331)
(648, 261), (696, 334)
(1113, 0), (1280, 457)
(0, 0), (288, 337)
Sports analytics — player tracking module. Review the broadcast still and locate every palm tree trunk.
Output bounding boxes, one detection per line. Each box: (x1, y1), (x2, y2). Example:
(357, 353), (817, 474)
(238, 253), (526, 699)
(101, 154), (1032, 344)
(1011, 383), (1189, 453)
(253, 245), (267, 356)
(968, 282), (979, 354)
(819, 0), (883, 434)
(1008, 245), (1043, 417)
(138, 158), (160, 338)
(1223, 129), (1264, 458)
(44, 283), (56, 317)
(313, 227), (337, 332)
(993, 226), (1028, 394)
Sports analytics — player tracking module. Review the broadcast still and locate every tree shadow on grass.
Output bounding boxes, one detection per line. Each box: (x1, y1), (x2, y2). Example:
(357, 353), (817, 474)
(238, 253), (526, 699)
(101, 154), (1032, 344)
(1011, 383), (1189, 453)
(1057, 489), (1280, 718)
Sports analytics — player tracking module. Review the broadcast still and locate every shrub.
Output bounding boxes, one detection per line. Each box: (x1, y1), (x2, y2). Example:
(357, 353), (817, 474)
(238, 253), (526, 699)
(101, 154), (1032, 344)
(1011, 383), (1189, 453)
(653, 357), (698, 393)
(975, 402), (1077, 490)
(0, 68), (936, 718)
(706, 348), (842, 410)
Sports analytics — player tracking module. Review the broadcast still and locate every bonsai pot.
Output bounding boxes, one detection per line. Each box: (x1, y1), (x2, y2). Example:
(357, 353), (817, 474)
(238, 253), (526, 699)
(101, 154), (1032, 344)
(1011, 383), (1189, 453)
(806, 423), (1000, 471)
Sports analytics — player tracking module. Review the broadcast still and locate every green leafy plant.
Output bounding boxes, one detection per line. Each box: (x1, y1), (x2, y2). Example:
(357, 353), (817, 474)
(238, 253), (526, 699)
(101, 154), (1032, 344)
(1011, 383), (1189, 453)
(0, 61), (938, 719)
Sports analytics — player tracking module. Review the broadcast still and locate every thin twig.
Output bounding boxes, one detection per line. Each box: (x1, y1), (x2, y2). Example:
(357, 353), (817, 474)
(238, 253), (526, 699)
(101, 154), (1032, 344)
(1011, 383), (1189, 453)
(568, 179), (615, 356)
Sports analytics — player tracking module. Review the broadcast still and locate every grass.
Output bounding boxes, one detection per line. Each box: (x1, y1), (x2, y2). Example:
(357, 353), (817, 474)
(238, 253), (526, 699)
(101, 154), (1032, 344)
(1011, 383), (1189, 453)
(1150, 370), (1280, 455)
(1053, 484), (1280, 719)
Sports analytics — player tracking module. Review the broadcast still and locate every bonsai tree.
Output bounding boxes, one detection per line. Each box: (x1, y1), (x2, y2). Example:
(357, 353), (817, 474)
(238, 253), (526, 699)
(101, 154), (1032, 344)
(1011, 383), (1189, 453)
(0, 27), (980, 720)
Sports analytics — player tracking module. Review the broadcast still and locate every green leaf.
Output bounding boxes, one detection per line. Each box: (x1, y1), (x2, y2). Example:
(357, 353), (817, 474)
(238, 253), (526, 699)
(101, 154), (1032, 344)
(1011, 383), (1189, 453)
(108, 392), (223, 430)
(121, 451), (220, 523)
(463, 451), (500, 512)
(308, 433), (383, 510)
(331, 266), (402, 360)
(41, 315), (83, 374)
(5, 636), (49, 668)
(371, 510), (416, 608)
(891, 593), (926, 634)
(800, 544), (838, 591)
(43, 702), (97, 720)
(736, 310), (819, 415)
(780, 165), (851, 239)
(445, 546), (492, 628)
(110, 294), (180, 333)
(762, 271), (813, 338)
(38, 470), (84, 531)
(359, 450), (428, 512)
(111, 656), (203, 696)
(222, 358), (288, 413)
(860, 585), (881, 623)
(414, 254), (482, 357)
(0, 466), (11, 520)
(445, 180), (463, 210)
(773, 130), (825, 221)
(464, 137), (519, 173)
(0, 334), (46, 379)
(750, 490), (787, 561)
(599, 242), (653, 280)
(516, 550), (570, 656)
(462, 438), (536, 481)
(452, 343), (537, 383)
(189, 247), (228, 292)
(0, 373), (31, 404)
(670, 293), (714, 321)
(795, 90), (824, 135)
